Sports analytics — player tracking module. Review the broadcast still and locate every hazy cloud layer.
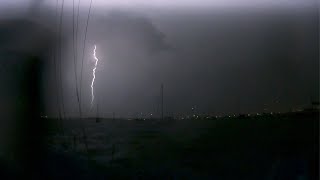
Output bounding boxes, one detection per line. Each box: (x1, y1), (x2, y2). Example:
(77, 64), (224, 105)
(0, 5), (318, 118)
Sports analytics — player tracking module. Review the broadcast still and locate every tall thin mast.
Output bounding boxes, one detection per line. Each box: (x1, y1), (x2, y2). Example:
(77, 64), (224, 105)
(161, 83), (164, 120)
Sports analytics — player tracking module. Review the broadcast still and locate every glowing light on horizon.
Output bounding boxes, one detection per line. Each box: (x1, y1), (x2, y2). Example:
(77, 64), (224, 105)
(91, 44), (99, 108)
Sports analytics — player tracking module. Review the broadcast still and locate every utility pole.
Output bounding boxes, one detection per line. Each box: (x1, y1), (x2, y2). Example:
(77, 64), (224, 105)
(161, 83), (164, 121)
(96, 103), (99, 123)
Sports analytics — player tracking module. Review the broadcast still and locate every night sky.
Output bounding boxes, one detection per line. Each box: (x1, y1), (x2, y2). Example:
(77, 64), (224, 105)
(0, 0), (319, 118)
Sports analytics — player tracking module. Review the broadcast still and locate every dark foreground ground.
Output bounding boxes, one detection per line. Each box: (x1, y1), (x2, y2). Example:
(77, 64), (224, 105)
(0, 111), (318, 179)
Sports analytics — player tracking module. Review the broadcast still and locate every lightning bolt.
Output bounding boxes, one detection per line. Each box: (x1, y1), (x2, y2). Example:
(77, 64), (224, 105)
(91, 45), (99, 107)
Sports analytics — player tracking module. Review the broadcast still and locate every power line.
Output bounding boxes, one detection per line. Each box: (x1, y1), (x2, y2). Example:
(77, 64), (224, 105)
(79, 0), (93, 110)
(72, 0), (81, 118)
(53, 0), (63, 129)
(75, 0), (81, 66)
(78, 0), (93, 154)
(58, 0), (67, 121)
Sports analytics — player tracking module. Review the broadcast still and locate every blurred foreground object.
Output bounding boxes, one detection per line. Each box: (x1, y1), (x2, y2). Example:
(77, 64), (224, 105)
(0, 9), (57, 178)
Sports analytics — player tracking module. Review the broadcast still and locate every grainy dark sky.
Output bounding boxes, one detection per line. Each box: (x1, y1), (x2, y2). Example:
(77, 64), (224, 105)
(0, 1), (319, 118)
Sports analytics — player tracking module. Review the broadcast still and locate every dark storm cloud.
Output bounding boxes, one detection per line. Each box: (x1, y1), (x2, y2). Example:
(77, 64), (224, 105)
(52, 10), (173, 117)
(91, 11), (172, 114)
(55, 8), (318, 117)
(91, 11), (171, 57)
(6, 6), (315, 117)
(140, 9), (319, 115)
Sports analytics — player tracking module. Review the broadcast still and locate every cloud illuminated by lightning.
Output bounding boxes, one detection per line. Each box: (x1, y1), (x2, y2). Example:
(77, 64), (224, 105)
(91, 45), (99, 107)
